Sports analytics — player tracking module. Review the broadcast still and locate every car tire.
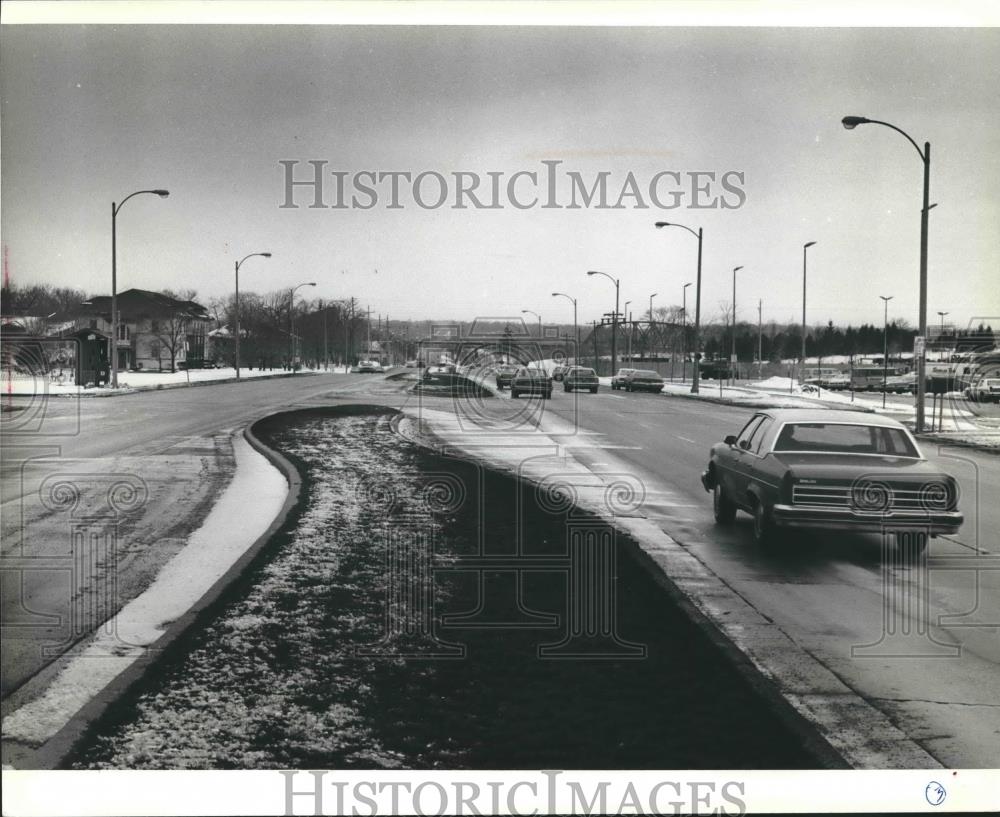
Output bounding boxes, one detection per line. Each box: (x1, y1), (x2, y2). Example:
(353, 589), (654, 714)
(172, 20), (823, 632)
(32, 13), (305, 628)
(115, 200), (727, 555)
(511, 389), (519, 399)
(713, 482), (736, 525)
(565, 385), (572, 392)
(590, 387), (598, 394)
(752, 499), (782, 549)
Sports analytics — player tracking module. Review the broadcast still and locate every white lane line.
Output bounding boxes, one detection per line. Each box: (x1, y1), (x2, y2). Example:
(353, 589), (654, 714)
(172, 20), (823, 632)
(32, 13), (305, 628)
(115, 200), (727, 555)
(676, 435), (696, 443)
(603, 394), (626, 400)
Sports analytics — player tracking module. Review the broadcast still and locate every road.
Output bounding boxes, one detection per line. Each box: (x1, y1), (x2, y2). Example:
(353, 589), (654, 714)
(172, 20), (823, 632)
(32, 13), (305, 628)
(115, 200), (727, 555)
(536, 385), (1000, 767)
(3, 372), (998, 767)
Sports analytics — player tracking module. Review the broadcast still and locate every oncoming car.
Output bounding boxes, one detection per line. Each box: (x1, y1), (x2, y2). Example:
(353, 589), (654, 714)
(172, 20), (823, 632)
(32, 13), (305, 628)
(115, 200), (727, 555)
(700, 409), (962, 549)
(611, 368), (636, 390)
(494, 364), (519, 390)
(623, 369), (664, 393)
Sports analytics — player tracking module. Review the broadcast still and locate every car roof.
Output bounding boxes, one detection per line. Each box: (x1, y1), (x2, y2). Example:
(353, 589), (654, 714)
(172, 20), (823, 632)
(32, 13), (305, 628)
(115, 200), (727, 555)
(752, 408), (906, 428)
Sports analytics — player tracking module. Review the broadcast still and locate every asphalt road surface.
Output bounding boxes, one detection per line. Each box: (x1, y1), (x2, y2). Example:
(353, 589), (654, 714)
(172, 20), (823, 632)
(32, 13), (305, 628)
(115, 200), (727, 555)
(3, 372), (998, 767)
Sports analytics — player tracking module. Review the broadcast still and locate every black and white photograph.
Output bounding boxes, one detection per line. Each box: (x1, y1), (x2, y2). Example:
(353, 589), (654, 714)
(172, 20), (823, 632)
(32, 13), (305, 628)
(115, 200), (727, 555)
(2, 1), (998, 814)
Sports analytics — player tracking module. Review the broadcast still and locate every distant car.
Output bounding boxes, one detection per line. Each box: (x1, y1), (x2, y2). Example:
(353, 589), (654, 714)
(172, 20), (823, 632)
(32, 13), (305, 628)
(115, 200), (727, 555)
(884, 372), (917, 394)
(425, 363), (456, 376)
(700, 409), (963, 549)
(551, 365), (569, 382)
(494, 364), (519, 390)
(405, 360), (425, 368)
(510, 367), (553, 399)
(824, 374), (852, 391)
(964, 377), (1000, 403)
(623, 369), (664, 393)
(356, 360), (383, 373)
(611, 368), (636, 390)
(564, 367), (599, 393)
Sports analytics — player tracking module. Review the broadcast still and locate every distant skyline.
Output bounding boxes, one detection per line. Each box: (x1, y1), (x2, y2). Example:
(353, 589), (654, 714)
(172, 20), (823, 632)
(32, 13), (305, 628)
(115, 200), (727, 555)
(2, 19), (998, 333)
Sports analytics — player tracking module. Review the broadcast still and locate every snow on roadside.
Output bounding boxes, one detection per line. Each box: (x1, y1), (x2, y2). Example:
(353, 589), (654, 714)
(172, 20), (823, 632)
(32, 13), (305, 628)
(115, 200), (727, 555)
(1, 431), (287, 748)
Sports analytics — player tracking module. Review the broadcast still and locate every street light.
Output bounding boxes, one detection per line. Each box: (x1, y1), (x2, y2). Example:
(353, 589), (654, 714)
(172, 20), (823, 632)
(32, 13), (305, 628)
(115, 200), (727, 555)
(801, 241), (817, 380)
(880, 295), (894, 408)
(842, 114), (931, 431)
(521, 309), (542, 338)
(587, 270), (620, 375)
(937, 310), (949, 335)
(551, 292), (578, 362)
(289, 282), (317, 373)
(731, 265), (744, 383)
(111, 189), (170, 388)
(234, 251), (271, 380)
(655, 222), (703, 393)
(681, 282), (692, 381)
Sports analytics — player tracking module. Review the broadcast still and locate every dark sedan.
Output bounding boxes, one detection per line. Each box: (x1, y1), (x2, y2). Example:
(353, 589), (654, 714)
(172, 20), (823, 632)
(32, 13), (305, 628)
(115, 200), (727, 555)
(510, 367), (553, 399)
(564, 367), (599, 393)
(494, 364), (519, 390)
(700, 409), (962, 549)
(624, 369), (664, 393)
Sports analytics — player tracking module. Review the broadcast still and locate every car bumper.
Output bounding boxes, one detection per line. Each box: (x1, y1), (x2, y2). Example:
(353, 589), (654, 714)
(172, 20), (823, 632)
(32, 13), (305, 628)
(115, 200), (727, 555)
(771, 504), (963, 534)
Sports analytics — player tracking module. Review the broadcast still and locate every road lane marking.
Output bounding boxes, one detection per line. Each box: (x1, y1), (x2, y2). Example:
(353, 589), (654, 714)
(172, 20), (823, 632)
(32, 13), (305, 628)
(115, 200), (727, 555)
(676, 435), (696, 443)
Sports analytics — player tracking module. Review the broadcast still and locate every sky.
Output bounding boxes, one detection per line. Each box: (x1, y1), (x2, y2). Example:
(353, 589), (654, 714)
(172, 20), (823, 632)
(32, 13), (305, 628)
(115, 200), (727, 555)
(2, 12), (999, 334)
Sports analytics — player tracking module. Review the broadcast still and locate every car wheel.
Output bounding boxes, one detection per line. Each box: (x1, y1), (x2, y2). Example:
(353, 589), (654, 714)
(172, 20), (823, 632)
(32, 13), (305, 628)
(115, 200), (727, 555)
(590, 386), (598, 394)
(565, 385), (572, 392)
(894, 531), (928, 562)
(752, 499), (782, 549)
(713, 482), (736, 525)
(511, 389), (519, 399)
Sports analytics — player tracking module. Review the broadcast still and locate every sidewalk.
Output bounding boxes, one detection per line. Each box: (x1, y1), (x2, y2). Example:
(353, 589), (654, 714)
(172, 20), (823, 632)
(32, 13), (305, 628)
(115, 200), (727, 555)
(1, 365), (344, 398)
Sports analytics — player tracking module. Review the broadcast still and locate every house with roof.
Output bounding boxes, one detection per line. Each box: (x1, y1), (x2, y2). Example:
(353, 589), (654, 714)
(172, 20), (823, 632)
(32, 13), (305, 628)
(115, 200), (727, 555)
(49, 289), (212, 372)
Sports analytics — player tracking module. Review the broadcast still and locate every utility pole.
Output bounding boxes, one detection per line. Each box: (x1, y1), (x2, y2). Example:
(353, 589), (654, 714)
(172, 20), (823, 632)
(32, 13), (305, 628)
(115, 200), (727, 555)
(757, 299), (763, 379)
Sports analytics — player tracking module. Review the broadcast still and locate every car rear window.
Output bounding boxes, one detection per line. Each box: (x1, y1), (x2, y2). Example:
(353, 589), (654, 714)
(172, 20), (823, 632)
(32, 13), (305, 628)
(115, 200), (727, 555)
(633, 370), (660, 378)
(572, 368), (596, 375)
(773, 423), (919, 457)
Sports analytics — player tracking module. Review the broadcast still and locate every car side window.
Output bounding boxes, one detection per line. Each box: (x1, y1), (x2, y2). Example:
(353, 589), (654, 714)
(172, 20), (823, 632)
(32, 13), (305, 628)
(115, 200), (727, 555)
(737, 416), (763, 450)
(749, 417), (773, 454)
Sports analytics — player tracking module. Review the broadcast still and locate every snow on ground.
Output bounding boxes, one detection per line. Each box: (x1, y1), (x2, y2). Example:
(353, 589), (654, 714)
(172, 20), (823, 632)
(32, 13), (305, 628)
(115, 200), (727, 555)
(1, 431), (287, 747)
(0, 365), (347, 397)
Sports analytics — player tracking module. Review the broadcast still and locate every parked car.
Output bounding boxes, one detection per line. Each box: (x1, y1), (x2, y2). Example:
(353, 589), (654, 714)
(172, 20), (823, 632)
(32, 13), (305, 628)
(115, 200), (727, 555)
(355, 360), (383, 373)
(494, 364), (519, 390)
(964, 377), (1000, 403)
(611, 368), (636, 390)
(551, 365), (569, 382)
(700, 409), (962, 549)
(510, 367), (553, 399)
(623, 369), (664, 393)
(564, 367), (599, 393)
(404, 360), (425, 368)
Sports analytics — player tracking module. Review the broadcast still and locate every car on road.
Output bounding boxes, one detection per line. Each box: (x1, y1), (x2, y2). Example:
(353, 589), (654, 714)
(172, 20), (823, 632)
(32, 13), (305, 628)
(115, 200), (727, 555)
(404, 360), (425, 368)
(355, 360), (384, 373)
(564, 367), (599, 393)
(623, 369), (665, 393)
(964, 377), (1000, 403)
(510, 367), (553, 399)
(494, 364), (519, 390)
(551, 365), (569, 382)
(611, 368), (636, 390)
(700, 409), (962, 549)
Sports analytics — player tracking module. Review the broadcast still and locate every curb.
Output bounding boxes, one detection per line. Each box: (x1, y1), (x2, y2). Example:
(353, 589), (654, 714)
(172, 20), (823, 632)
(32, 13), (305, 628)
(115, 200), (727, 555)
(661, 388), (875, 413)
(17, 421), (302, 770)
(30, 370), (323, 399)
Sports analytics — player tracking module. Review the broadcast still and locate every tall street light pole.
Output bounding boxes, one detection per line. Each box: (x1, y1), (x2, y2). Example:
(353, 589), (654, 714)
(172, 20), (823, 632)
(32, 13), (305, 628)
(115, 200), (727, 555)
(521, 309), (541, 337)
(289, 282), (316, 373)
(731, 265), (744, 384)
(551, 292), (578, 363)
(801, 241), (817, 380)
(648, 292), (657, 363)
(587, 270), (620, 375)
(842, 115), (931, 432)
(937, 311), (949, 335)
(623, 300), (632, 363)
(681, 282), (691, 380)
(111, 189), (169, 388)
(655, 222), (703, 393)
(880, 295), (894, 409)
(234, 251), (271, 380)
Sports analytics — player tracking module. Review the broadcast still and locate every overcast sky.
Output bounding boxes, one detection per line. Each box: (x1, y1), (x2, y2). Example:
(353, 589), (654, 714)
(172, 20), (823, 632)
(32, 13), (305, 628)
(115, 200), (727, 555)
(2, 21), (998, 331)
